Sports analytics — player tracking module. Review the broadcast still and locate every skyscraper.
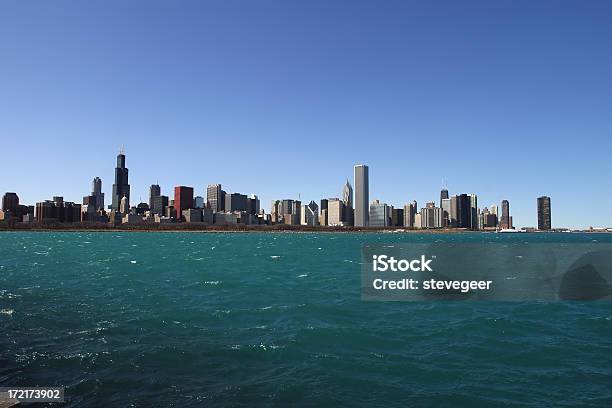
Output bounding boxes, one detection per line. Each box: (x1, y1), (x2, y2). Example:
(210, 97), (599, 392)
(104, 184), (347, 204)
(403, 202), (416, 228)
(207, 184), (225, 212)
(452, 194), (472, 229)
(369, 199), (390, 227)
(225, 193), (248, 212)
(194, 196), (205, 209)
(440, 188), (449, 207)
(174, 186), (194, 220)
(83, 177), (105, 218)
(2, 192), (19, 215)
(469, 194), (478, 230)
(490, 204), (498, 217)
(342, 179), (353, 208)
(152, 195), (168, 216)
(341, 179), (354, 226)
(420, 202), (443, 229)
(537, 196), (551, 230)
(320, 199), (328, 213)
(92, 177), (104, 211)
(301, 200), (319, 226)
(500, 200), (511, 229)
(327, 198), (345, 226)
(354, 164), (369, 227)
(247, 194), (260, 215)
(149, 184), (161, 209)
(111, 148), (130, 211)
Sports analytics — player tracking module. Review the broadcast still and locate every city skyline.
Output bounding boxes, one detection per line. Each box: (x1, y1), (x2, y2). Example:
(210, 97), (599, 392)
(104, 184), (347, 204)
(1, 1), (612, 228)
(1, 149), (560, 230)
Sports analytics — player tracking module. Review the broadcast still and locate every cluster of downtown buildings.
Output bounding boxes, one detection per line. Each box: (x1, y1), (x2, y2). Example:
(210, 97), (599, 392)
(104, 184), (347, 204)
(1, 150), (554, 231)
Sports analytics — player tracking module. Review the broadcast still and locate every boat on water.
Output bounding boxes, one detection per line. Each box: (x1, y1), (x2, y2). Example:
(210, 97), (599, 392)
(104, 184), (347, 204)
(497, 228), (525, 233)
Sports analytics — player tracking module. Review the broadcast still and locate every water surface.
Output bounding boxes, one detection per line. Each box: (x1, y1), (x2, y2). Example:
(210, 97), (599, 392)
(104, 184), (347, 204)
(1, 232), (611, 407)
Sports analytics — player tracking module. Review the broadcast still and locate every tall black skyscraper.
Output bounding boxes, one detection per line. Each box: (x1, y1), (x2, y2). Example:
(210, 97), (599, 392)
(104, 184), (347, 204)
(149, 184), (161, 209)
(454, 194), (471, 229)
(91, 177), (104, 211)
(111, 148), (130, 211)
(440, 188), (449, 207)
(500, 200), (511, 229)
(537, 196), (551, 230)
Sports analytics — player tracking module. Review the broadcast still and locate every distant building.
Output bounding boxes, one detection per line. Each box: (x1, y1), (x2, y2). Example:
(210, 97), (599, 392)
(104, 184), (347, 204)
(92, 177), (104, 211)
(480, 207), (497, 228)
(404, 202), (417, 227)
(369, 199), (390, 227)
(320, 209), (328, 226)
(342, 179), (353, 208)
(207, 184), (225, 212)
(441, 198), (451, 227)
(354, 164), (369, 227)
(151, 195), (168, 216)
(537, 196), (551, 230)
(194, 196), (205, 209)
(202, 208), (214, 224)
(122, 213), (142, 225)
(270, 200), (282, 223)
(149, 184), (161, 209)
(225, 193), (248, 212)
(500, 200), (511, 229)
(174, 186), (194, 220)
(420, 202), (443, 229)
(288, 200), (301, 225)
(451, 194), (472, 228)
(214, 212), (238, 225)
(83, 177), (105, 218)
(2, 192), (19, 217)
(327, 198), (345, 226)
(120, 196), (129, 214)
(35, 196), (81, 223)
(247, 194), (260, 215)
(135, 203), (149, 215)
(281, 199), (294, 215)
(440, 188), (449, 207)
(165, 206), (176, 219)
(392, 208), (404, 227)
(111, 148), (130, 211)
(320, 199), (328, 214)
(183, 209), (202, 223)
(414, 212), (422, 229)
(470, 194), (478, 230)
(301, 201), (319, 226)
(276, 199), (301, 225)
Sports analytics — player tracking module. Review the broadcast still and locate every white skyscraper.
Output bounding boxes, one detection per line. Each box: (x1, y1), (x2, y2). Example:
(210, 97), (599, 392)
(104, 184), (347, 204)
(354, 164), (369, 227)
(342, 179), (353, 208)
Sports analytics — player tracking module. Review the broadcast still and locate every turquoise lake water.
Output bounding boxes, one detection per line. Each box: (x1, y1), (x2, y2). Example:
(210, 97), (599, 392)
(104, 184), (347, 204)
(1, 232), (611, 407)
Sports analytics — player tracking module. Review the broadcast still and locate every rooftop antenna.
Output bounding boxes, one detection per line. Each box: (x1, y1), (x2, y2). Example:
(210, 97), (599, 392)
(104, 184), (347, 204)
(119, 144), (125, 155)
(443, 178), (448, 189)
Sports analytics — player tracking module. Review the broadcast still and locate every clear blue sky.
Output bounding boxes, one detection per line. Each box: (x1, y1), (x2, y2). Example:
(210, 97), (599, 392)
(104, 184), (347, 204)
(1, 0), (611, 228)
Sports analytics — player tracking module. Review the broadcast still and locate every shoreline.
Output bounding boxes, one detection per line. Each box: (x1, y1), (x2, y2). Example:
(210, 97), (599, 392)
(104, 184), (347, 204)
(0, 224), (472, 233)
(0, 223), (593, 233)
